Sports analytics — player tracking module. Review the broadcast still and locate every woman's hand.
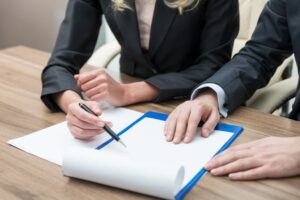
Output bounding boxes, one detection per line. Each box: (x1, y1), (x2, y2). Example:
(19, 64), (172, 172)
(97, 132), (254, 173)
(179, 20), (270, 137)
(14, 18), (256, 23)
(75, 69), (127, 106)
(164, 89), (220, 144)
(66, 100), (112, 140)
(75, 68), (159, 106)
(205, 136), (300, 180)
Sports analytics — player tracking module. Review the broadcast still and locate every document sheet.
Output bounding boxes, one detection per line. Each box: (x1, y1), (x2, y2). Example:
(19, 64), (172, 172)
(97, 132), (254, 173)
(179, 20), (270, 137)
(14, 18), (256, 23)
(8, 107), (142, 165)
(8, 110), (237, 199)
(62, 118), (234, 199)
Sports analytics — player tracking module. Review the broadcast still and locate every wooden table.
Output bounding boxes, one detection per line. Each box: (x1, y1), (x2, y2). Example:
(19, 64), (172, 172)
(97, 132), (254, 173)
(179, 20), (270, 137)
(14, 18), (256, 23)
(0, 46), (300, 200)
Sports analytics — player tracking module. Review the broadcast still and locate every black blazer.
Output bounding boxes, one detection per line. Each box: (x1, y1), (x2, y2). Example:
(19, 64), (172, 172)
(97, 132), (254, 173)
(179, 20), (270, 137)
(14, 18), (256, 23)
(199, 0), (300, 120)
(41, 0), (239, 112)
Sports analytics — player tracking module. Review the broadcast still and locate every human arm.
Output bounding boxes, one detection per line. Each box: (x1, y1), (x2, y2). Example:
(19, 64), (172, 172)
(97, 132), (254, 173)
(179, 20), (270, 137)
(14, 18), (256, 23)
(41, 0), (102, 112)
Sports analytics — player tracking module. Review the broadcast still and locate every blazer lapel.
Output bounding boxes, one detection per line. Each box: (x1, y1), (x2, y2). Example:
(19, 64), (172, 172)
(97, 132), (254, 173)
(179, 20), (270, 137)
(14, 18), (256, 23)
(149, 0), (178, 57)
(114, 1), (143, 57)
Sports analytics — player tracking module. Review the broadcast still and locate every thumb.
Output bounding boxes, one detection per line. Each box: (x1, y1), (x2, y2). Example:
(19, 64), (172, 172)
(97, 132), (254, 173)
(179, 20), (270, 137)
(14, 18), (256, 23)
(74, 74), (79, 80)
(201, 109), (220, 137)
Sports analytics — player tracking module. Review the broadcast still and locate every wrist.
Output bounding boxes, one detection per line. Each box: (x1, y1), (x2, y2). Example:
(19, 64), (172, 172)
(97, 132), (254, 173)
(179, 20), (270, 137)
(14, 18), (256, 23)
(194, 89), (218, 107)
(119, 84), (132, 106)
(53, 90), (82, 113)
(121, 82), (159, 105)
(194, 89), (217, 100)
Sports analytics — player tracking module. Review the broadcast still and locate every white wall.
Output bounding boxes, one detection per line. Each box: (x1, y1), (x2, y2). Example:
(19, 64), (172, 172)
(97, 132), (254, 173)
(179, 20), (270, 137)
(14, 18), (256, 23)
(0, 0), (67, 51)
(0, 0), (107, 52)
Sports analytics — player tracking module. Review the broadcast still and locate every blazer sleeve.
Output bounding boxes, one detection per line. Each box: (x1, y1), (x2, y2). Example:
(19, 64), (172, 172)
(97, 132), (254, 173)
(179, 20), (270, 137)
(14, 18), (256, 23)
(198, 0), (293, 113)
(41, 0), (102, 112)
(145, 0), (239, 102)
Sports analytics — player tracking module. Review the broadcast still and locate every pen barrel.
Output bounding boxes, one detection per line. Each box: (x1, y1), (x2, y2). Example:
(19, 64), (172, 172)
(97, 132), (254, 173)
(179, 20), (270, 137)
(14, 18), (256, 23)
(79, 103), (120, 142)
(103, 125), (120, 141)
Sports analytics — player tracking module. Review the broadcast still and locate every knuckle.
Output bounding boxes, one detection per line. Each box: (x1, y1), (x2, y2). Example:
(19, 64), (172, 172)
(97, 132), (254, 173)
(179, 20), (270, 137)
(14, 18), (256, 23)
(102, 83), (108, 90)
(96, 68), (104, 74)
(100, 74), (108, 81)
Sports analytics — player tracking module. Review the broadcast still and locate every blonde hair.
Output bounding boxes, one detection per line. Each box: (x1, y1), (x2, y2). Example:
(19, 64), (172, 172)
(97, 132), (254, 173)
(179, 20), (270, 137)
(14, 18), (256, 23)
(112, 0), (200, 13)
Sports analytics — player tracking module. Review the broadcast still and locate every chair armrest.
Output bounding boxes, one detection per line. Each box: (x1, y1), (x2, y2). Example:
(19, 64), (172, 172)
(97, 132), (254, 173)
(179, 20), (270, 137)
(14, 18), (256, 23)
(246, 77), (298, 113)
(87, 41), (121, 68)
(267, 55), (294, 87)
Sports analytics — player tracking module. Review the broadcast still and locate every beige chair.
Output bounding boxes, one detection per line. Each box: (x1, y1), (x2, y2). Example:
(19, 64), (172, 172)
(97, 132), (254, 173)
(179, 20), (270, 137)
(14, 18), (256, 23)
(235, 0), (296, 114)
(88, 0), (297, 114)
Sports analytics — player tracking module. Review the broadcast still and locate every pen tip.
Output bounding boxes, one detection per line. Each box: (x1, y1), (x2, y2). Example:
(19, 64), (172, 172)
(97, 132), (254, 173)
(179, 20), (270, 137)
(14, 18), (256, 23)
(119, 140), (127, 148)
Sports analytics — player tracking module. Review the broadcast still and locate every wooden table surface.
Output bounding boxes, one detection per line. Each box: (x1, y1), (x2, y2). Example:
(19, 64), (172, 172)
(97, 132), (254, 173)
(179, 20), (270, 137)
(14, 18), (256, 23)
(0, 46), (300, 200)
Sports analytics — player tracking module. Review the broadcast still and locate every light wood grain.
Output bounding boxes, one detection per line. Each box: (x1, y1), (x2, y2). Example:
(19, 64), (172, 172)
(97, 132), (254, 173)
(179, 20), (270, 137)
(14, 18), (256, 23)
(0, 46), (300, 200)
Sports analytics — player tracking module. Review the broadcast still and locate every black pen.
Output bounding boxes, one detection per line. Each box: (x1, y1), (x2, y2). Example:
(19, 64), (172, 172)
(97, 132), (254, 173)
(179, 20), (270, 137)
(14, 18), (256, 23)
(78, 102), (127, 148)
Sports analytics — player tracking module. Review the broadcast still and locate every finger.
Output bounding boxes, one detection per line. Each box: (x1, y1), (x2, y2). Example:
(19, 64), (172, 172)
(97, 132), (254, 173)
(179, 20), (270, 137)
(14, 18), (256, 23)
(165, 110), (178, 142)
(210, 157), (261, 176)
(164, 111), (176, 135)
(205, 149), (252, 170)
(105, 121), (113, 127)
(85, 84), (108, 98)
(227, 140), (262, 152)
(81, 76), (107, 91)
(201, 108), (220, 137)
(70, 104), (104, 125)
(184, 108), (202, 143)
(87, 102), (102, 116)
(80, 78), (100, 92)
(173, 108), (191, 144)
(74, 74), (79, 80)
(67, 113), (103, 130)
(228, 166), (269, 180)
(89, 92), (109, 101)
(69, 124), (104, 140)
(77, 71), (98, 85)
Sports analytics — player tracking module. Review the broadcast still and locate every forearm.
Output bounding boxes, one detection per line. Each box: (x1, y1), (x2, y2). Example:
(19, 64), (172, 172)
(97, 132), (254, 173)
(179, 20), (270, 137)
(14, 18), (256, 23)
(53, 90), (83, 113)
(122, 81), (159, 105)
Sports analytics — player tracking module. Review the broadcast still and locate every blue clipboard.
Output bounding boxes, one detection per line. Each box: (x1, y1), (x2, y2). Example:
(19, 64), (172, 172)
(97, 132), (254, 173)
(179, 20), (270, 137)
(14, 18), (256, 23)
(95, 111), (244, 199)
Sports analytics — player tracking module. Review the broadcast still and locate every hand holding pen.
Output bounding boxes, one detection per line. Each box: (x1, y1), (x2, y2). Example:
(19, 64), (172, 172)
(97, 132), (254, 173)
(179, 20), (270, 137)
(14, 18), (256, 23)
(78, 102), (127, 148)
(66, 101), (112, 141)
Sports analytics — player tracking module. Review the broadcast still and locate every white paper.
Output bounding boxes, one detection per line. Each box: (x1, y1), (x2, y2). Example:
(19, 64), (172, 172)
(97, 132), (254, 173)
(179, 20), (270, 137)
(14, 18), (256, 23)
(61, 118), (234, 199)
(8, 109), (235, 199)
(62, 147), (184, 199)
(8, 107), (142, 165)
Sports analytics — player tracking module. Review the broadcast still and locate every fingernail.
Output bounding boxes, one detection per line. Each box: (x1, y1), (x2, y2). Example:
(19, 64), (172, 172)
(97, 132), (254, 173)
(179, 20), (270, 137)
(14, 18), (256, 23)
(202, 128), (210, 137)
(204, 162), (211, 169)
(97, 122), (105, 127)
(229, 173), (238, 179)
(167, 136), (172, 141)
(173, 139), (180, 144)
(211, 169), (218, 175)
(184, 136), (190, 143)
